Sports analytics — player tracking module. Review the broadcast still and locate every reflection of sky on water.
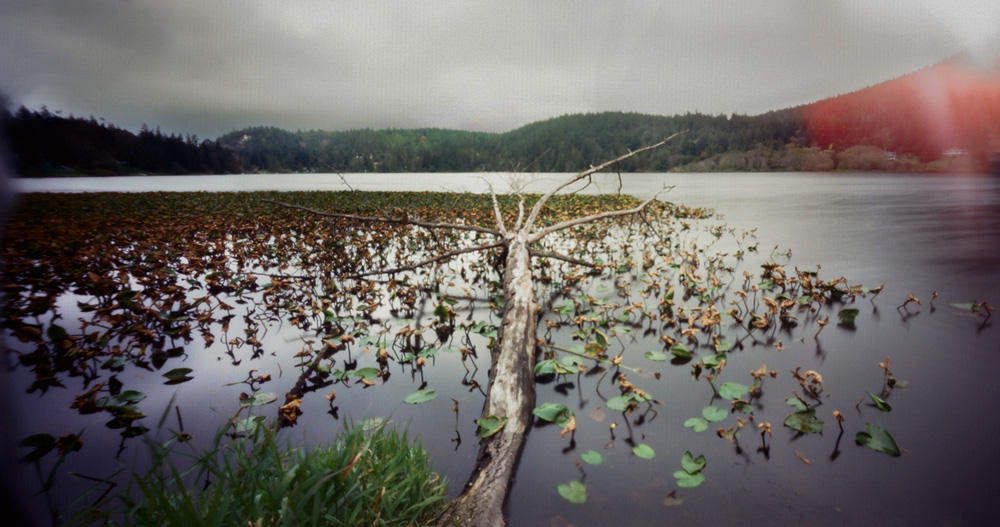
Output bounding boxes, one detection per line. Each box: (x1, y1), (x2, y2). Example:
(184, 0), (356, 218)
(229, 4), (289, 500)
(7, 172), (1000, 525)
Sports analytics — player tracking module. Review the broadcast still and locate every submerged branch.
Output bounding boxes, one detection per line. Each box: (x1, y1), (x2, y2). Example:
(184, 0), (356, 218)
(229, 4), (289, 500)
(263, 199), (502, 236)
(530, 250), (602, 269)
(527, 185), (674, 243)
(352, 240), (504, 277)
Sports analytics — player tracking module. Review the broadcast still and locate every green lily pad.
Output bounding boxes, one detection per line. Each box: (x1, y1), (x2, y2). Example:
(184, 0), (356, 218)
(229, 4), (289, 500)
(714, 339), (733, 353)
(557, 480), (587, 504)
(684, 417), (708, 432)
(476, 415), (508, 438)
(532, 403), (573, 427)
(19, 433), (56, 462)
(670, 344), (693, 359)
(352, 367), (380, 381)
(868, 392), (892, 412)
(162, 367), (193, 384)
(784, 409), (824, 434)
(718, 382), (750, 400)
(673, 470), (706, 488)
(581, 450), (603, 465)
(240, 392), (277, 407)
(786, 397), (808, 411)
(645, 350), (669, 362)
(702, 406), (728, 422)
(633, 444), (655, 459)
(403, 389), (437, 404)
(681, 451), (706, 474)
(606, 396), (629, 411)
(837, 308), (860, 325)
(702, 353), (726, 369)
(234, 416), (267, 434)
(360, 417), (386, 431)
(856, 423), (901, 456)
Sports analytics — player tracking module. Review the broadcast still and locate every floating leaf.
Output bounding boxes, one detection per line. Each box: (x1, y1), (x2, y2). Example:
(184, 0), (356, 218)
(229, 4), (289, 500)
(786, 397), (807, 411)
(645, 350), (668, 362)
(718, 382), (750, 400)
(856, 423), (901, 456)
(533, 403), (573, 427)
(476, 415), (507, 438)
(784, 409), (824, 434)
(240, 392), (277, 407)
(162, 368), (193, 384)
(352, 367), (380, 381)
(837, 308), (860, 325)
(950, 302), (980, 312)
(868, 392), (892, 412)
(633, 444), (655, 459)
(680, 451), (706, 474)
(234, 416), (267, 434)
(684, 417), (708, 432)
(19, 433), (56, 462)
(714, 339), (732, 353)
(581, 450), (603, 466)
(673, 470), (706, 488)
(594, 329), (610, 348)
(360, 417), (386, 431)
(47, 323), (69, 343)
(606, 396), (629, 412)
(669, 344), (693, 359)
(702, 406), (728, 422)
(702, 353), (726, 369)
(403, 389), (437, 404)
(557, 480), (587, 504)
(114, 390), (147, 404)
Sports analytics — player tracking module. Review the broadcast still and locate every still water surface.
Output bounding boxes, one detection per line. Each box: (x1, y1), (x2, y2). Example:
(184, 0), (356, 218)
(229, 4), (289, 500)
(7, 172), (1000, 525)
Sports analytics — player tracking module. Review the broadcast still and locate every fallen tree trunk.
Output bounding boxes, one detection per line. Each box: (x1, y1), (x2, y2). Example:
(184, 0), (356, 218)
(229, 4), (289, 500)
(265, 133), (684, 526)
(435, 232), (539, 527)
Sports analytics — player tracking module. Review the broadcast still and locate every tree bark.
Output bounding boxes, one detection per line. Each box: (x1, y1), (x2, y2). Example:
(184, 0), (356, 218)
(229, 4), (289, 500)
(435, 232), (539, 527)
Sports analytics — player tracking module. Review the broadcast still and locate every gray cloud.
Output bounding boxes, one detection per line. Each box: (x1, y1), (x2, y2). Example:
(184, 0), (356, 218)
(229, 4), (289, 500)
(2, 0), (996, 138)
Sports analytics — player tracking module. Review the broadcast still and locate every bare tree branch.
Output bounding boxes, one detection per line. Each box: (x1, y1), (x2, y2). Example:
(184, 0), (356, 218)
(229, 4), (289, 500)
(530, 250), (602, 269)
(352, 240), (504, 277)
(263, 199), (502, 236)
(513, 194), (526, 231)
(485, 181), (508, 234)
(527, 185), (674, 243)
(521, 131), (686, 232)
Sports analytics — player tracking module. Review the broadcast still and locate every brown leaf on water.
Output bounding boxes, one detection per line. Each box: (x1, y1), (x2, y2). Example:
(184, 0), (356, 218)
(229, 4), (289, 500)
(590, 406), (606, 423)
(663, 490), (684, 507)
(56, 433), (83, 454)
(560, 415), (577, 439)
(794, 450), (812, 466)
(279, 394), (303, 426)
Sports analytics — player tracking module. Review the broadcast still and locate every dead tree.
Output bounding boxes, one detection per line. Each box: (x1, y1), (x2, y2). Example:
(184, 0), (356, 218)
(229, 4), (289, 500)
(265, 133), (682, 527)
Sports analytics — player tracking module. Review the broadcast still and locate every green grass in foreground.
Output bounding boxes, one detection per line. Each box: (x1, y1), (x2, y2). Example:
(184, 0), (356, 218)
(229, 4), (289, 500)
(70, 419), (447, 527)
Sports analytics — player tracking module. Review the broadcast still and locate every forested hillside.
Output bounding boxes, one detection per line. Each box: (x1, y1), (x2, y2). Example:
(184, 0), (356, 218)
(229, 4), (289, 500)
(7, 58), (998, 176)
(5, 107), (242, 176)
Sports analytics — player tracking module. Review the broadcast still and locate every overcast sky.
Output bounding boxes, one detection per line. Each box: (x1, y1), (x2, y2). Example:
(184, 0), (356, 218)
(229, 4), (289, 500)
(2, 0), (998, 139)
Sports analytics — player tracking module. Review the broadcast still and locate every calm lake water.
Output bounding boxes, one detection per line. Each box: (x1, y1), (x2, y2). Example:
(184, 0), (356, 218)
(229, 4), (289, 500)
(5, 172), (1000, 526)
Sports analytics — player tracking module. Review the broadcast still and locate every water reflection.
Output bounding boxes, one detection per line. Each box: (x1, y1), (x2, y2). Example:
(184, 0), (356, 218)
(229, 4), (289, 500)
(5, 173), (1000, 526)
